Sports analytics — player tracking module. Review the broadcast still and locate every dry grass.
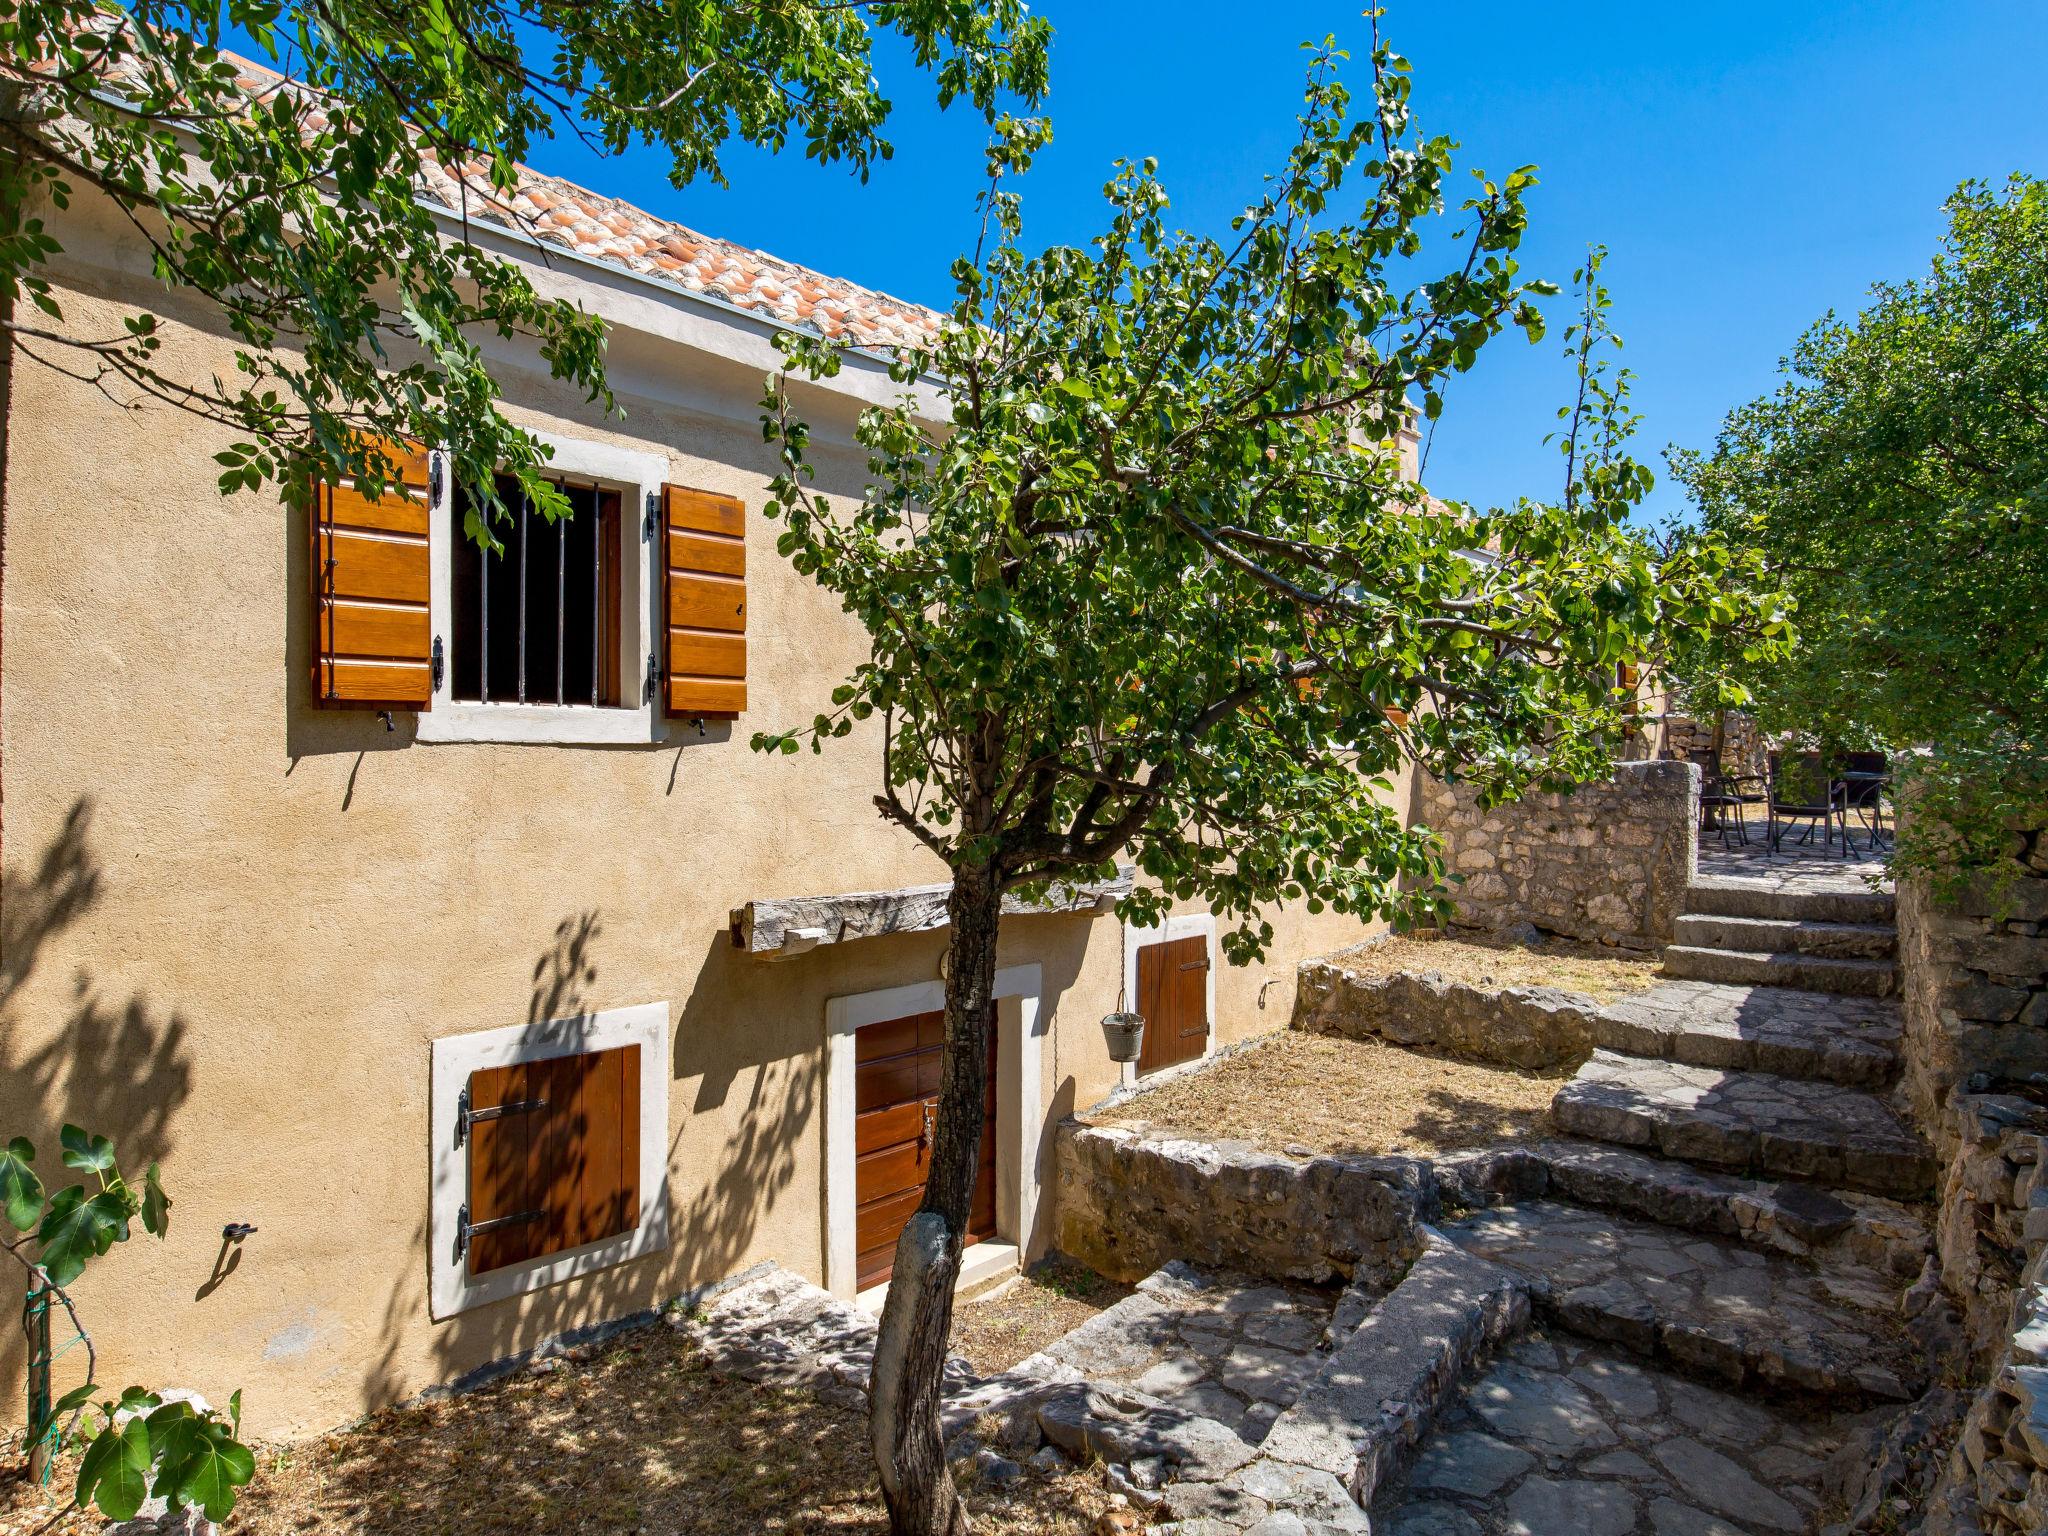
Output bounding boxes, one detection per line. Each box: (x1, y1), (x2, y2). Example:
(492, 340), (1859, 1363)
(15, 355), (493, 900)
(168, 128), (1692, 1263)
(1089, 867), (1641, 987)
(1337, 932), (1664, 1004)
(1090, 1029), (1563, 1160)
(951, 1256), (1133, 1376)
(1, 1325), (1110, 1536)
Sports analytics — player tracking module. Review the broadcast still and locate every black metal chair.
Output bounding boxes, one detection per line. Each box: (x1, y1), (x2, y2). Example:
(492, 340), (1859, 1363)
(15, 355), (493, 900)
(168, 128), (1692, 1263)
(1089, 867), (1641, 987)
(1837, 750), (1891, 853)
(1767, 750), (1850, 858)
(1696, 749), (1766, 849)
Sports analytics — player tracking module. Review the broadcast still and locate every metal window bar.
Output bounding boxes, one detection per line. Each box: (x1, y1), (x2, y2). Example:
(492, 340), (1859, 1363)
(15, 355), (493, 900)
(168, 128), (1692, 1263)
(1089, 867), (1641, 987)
(478, 492), (489, 702)
(556, 489), (567, 705)
(517, 483), (529, 704)
(460, 475), (616, 706)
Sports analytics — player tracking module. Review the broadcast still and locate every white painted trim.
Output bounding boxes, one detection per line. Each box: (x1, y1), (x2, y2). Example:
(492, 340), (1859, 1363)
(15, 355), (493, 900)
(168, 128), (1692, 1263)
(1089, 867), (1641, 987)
(417, 429), (664, 746)
(429, 1001), (671, 1319)
(822, 966), (1043, 1300)
(1119, 912), (1219, 1088)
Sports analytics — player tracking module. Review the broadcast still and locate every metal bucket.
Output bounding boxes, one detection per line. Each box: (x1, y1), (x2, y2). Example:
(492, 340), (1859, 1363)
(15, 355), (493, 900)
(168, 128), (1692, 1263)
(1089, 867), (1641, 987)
(1100, 1011), (1147, 1064)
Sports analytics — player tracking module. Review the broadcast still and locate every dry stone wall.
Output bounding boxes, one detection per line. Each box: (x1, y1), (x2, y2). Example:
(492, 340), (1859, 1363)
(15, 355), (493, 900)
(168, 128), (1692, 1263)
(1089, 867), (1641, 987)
(1416, 760), (1698, 951)
(1052, 1123), (1426, 1287)
(1893, 823), (2048, 1534)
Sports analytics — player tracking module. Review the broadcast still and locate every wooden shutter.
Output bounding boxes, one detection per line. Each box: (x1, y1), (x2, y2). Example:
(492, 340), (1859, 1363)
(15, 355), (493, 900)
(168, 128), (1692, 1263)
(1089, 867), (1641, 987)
(464, 1044), (640, 1276)
(660, 484), (746, 717)
(310, 440), (434, 708)
(1136, 935), (1211, 1075)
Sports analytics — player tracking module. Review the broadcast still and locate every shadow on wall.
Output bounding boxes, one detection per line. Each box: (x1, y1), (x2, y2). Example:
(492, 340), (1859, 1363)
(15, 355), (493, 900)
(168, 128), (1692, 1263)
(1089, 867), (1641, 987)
(0, 798), (198, 1407)
(354, 917), (815, 1416)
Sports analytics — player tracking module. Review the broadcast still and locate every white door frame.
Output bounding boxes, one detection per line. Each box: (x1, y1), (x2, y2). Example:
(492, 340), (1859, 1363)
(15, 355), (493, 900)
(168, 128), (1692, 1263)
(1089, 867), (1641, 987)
(821, 965), (1043, 1299)
(1120, 912), (1218, 1087)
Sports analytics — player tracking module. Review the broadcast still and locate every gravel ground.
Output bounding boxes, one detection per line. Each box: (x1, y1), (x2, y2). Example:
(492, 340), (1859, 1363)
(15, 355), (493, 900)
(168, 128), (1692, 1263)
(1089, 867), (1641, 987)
(950, 1255), (1134, 1376)
(0, 1324), (1110, 1536)
(1339, 932), (1665, 1003)
(1091, 1029), (1564, 1159)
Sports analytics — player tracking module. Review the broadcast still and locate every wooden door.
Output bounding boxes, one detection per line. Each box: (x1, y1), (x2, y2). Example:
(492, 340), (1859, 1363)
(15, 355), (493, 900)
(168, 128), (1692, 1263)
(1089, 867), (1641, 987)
(1136, 935), (1211, 1076)
(853, 1012), (999, 1289)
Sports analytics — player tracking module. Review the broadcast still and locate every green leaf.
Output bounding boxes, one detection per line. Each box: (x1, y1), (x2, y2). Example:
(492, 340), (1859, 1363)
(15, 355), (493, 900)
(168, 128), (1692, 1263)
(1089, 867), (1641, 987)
(154, 1415), (255, 1521)
(1, 1137), (43, 1231)
(59, 1124), (116, 1174)
(38, 1186), (131, 1286)
(75, 1415), (151, 1521)
(141, 1163), (170, 1238)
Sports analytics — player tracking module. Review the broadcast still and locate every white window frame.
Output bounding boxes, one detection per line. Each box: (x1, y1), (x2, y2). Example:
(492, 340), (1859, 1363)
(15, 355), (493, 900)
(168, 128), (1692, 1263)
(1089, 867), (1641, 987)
(428, 1000), (671, 1319)
(820, 967), (1044, 1301)
(418, 430), (671, 746)
(1120, 911), (1219, 1088)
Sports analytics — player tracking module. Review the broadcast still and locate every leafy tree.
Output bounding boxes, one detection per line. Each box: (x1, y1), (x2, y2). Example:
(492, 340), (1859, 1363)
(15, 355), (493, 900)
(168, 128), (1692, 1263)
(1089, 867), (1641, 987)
(0, 0), (1048, 522)
(3, 1127), (254, 1521)
(1669, 175), (2048, 878)
(759, 30), (1762, 1534)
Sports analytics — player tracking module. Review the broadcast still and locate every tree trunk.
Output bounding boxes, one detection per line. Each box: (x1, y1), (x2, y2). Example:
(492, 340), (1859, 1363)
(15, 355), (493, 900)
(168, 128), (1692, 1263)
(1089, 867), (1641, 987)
(870, 865), (1003, 1536)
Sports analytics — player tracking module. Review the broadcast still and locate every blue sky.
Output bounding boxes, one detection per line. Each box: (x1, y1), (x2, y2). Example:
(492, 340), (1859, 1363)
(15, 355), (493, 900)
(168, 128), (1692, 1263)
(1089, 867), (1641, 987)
(529, 1), (2048, 524)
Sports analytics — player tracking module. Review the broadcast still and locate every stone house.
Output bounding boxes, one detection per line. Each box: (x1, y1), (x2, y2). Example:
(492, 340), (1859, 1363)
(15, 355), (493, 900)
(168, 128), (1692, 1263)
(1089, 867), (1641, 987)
(0, 113), (1416, 1437)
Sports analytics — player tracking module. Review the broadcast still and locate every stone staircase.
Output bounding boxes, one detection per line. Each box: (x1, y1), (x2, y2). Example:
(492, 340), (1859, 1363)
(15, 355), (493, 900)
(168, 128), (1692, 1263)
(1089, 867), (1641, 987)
(1379, 868), (1939, 1531)
(1661, 870), (1900, 996)
(1549, 870), (1931, 1201)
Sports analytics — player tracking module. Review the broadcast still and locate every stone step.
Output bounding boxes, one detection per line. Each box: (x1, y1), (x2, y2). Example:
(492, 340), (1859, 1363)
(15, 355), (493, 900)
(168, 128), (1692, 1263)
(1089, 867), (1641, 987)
(1683, 876), (1895, 926)
(1258, 1229), (1529, 1508)
(1441, 1201), (1921, 1402)
(1672, 911), (1896, 960)
(1593, 979), (1902, 1087)
(1550, 1050), (1936, 1200)
(1660, 943), (1898, 997)
(1434, 1138), (1933, 1280)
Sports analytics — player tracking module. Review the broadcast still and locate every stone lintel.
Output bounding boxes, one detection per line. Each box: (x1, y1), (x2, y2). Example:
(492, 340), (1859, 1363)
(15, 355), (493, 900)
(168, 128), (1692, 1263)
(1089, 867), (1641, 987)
(730, 865), (1134, 955)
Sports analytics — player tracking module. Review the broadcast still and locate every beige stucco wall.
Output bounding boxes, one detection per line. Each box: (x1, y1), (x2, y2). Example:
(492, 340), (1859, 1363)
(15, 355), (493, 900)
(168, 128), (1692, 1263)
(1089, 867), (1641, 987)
(0, 196), (1393, 1437)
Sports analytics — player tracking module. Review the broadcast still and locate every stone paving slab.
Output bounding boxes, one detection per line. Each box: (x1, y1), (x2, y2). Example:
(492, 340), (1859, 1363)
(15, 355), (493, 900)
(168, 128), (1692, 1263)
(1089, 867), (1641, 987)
(1594, 979), (1902, 1088)
(1018, 1260), (1342, 1445)
(1376, 1327), (1861, 1536)
(1552, 1050), (1936, 1198)
(1442, 1200), (1920, 1401)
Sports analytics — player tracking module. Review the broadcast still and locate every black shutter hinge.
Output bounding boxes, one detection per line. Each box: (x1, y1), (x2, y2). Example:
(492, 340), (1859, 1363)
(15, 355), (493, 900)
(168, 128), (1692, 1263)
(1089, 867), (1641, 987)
(644, 490), (659, 540)
(429, 450), (445, 506)
(645, 651), (661, 704)
(455, 1203), (544, 1260)
(431, 634), (445, 692)
(454, 1085), (548, 1147)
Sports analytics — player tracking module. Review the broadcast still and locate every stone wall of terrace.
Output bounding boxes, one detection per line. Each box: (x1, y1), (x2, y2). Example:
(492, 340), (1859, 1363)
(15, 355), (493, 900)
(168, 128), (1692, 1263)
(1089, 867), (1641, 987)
(1415, 760), (1699, 951)
(1051, 1122), (1426, 1288)
(1894, 821), (2048, 1533)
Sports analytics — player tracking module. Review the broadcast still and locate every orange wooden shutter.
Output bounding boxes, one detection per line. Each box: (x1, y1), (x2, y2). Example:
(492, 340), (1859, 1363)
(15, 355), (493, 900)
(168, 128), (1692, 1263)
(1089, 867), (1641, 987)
(660, 484), (746, 717)
(310, 440), (434, 708)
(463, 1044), (640, 1276)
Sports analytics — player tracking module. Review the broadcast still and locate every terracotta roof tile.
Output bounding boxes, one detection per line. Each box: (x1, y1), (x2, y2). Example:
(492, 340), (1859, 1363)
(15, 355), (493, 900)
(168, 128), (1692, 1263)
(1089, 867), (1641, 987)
(218, 52), (944, 357)
(411, 154), (942, 355)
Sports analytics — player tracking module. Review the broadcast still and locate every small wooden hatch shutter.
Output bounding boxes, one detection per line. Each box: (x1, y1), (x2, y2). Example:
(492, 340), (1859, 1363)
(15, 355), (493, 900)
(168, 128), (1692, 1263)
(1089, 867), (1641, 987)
(462, 1044), (641, 1276)
(660, 484), (746, 717)
(309, 440), (434, 708)
(1136, 935), (1211, 1076)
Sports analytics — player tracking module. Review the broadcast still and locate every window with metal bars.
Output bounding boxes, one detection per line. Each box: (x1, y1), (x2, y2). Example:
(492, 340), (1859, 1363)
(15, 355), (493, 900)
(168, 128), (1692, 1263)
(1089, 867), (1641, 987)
(449, 473), (624, 707)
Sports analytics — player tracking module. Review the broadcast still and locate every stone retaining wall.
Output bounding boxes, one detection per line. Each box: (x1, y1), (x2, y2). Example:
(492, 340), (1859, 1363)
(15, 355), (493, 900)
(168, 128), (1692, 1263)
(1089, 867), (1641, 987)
(1291, 953), (1598, 1069)
(1051, 1123), (1425, 1287)
(1893, 821), (2048, 1534)
(1416, 760), (1699, 951)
